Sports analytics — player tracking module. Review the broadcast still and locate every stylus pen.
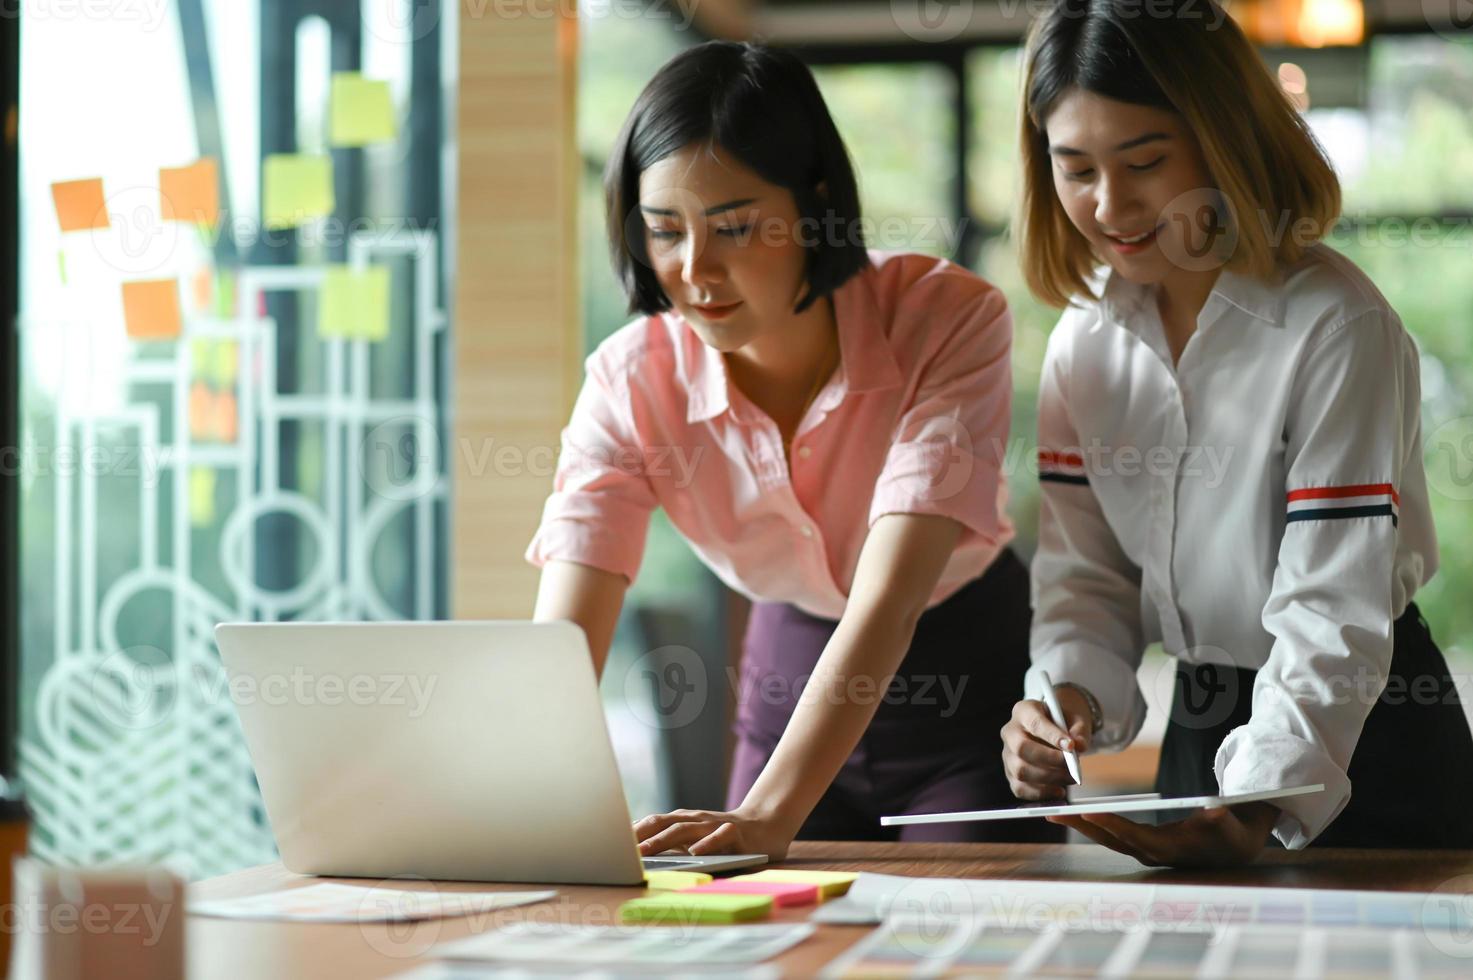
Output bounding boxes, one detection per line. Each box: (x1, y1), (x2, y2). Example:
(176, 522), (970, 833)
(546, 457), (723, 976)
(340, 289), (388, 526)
(1036, 670), (1082, 785)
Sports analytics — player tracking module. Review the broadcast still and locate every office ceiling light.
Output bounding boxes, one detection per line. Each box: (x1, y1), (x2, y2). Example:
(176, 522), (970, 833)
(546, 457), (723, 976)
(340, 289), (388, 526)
(1232, 0), (1366, 48)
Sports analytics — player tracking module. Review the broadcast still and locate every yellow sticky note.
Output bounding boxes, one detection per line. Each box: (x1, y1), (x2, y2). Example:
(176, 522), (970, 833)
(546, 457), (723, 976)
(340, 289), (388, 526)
(121, 279), (183, 341)
(319, 265), (390, 342)
(643, 870), (713, 891)
(160, 157), (220, 226)
(330, 72), (396, 147)
(51, 178), (108, 232)
(212, 340), (239, 387)
(189, 468), (217, 527)
(734, 869), (857, 899)
(262, 154), (334, 229)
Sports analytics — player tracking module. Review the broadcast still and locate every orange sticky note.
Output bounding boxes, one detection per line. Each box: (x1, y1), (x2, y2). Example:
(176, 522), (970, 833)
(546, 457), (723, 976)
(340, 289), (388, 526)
(190, 267), (214, 311)
(216, 391), (238, 443)
(160, 158), (220, 226)
(188, 382), (213, 440)
(51, 178), (108, 232)
(122, 279), (183, 340)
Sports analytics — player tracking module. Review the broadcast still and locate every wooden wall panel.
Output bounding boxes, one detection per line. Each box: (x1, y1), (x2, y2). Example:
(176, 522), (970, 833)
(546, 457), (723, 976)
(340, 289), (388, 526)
(453, 3), (580, 618)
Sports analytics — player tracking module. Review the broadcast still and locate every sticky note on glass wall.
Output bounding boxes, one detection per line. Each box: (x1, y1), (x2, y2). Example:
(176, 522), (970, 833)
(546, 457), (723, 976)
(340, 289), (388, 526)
(189, 468), (217, 527)
(160, 158), (220, 226)
(51, 177), (109, 232)
(122, 278), (183, 341)
(262, 154), (334, 229)
(329, 73), (395, 147)
(319, 265), (391, 342)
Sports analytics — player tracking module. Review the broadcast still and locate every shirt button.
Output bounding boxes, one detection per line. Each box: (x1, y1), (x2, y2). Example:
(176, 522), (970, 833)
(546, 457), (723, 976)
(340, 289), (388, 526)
(797, 445), (812, 459)
(800, 525), (815, 539)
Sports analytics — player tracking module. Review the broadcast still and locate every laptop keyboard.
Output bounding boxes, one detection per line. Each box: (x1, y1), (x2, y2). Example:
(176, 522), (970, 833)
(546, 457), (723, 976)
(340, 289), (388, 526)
(641, 857), (701, 868)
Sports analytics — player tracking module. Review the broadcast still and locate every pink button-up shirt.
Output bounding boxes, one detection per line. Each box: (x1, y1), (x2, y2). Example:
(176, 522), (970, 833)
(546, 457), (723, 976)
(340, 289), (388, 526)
(525, 250), (1016, 619)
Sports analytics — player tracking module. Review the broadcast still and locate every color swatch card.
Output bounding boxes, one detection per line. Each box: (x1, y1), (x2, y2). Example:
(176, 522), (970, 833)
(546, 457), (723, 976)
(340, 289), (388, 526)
(188, 883), (556, 923)
(434, 921), (815, 967)
(821, 915), (1473, 979)
(809, 872), (1473, 933)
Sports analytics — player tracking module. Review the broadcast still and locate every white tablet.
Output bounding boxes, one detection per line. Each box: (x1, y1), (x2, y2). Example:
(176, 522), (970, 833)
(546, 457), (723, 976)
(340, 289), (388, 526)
(879, 784), (1325, 827)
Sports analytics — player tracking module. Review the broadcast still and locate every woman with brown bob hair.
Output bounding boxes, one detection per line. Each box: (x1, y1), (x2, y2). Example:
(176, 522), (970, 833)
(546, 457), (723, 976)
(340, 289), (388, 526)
(1001, 0), (1473, 865)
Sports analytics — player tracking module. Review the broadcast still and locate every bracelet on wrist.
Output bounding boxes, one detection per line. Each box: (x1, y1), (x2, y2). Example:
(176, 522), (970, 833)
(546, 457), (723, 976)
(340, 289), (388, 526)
(1055, 681), (1104, 734)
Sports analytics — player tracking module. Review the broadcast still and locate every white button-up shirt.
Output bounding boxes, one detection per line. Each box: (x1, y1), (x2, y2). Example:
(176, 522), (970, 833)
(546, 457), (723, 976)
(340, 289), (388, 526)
(1023, 243), (1436, 849)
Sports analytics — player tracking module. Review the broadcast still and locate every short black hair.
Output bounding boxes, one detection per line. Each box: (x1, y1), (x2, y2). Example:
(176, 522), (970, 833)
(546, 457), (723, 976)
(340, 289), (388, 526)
(604, 40), (869, 316)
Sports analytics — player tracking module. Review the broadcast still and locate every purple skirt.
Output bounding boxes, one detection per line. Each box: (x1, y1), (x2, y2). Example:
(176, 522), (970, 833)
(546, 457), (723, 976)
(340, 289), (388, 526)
(726, 548), (1063, 843)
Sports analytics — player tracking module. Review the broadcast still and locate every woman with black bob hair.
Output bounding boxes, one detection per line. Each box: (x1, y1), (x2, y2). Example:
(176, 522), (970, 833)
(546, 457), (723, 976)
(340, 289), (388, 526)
(527, 40), (1060, 858)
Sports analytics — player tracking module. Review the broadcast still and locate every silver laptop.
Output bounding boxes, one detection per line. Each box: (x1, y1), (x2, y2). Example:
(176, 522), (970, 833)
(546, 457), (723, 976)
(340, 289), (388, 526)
(214, 620), (766, 885)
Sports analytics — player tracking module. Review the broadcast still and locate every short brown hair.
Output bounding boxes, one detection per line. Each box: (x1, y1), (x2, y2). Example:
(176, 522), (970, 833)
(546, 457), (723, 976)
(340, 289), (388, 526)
(1017, 0), (1342, 308)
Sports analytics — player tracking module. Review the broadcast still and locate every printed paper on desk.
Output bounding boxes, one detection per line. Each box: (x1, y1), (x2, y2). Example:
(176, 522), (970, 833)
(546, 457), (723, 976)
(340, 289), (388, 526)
(188, 882), (556, 923)
(435, 921), (815, 966)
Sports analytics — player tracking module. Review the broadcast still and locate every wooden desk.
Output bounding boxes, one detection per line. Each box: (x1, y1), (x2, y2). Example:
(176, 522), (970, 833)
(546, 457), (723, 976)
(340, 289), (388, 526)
(189, 842), (1473, 978)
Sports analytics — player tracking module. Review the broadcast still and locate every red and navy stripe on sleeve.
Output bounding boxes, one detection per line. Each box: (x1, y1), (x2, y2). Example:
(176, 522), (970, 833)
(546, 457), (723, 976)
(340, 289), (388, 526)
(1038, 449), (1089, 486)
(1285, 483), (1399, 528)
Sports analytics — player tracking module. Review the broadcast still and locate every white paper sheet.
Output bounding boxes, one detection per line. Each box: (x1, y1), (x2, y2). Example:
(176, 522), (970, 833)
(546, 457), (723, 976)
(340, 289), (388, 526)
(434, 921), (814, 966)
(394, 964), (781, 980)
(188, 882), (557, 923)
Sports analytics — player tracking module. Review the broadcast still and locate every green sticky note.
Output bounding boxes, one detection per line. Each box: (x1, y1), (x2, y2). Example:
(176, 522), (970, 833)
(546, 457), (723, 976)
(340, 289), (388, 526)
(57, 249), (67, 285)
(262, 154), (334, 229)
(213, 270), (236, 318)
(320, 265), (391, 342)
(734, 869), (857, 899)
(618, 892), (772, 925)
(330, 72), (396, 147)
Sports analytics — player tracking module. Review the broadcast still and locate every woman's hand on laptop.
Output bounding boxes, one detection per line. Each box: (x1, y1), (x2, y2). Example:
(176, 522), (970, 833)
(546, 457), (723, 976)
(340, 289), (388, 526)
(633, 805), (794, 860)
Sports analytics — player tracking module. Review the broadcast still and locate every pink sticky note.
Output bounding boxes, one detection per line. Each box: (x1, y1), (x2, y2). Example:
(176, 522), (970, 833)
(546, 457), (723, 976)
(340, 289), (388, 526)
(682, 880), (820, 907)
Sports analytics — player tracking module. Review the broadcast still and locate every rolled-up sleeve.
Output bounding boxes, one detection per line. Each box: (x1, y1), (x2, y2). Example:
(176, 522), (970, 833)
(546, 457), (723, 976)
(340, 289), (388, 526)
(868, 282), (1012, 556)
(1025, 325), (1149, 753)
(1215, 310), (1414, 849)
(524, 355), (656, 583)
